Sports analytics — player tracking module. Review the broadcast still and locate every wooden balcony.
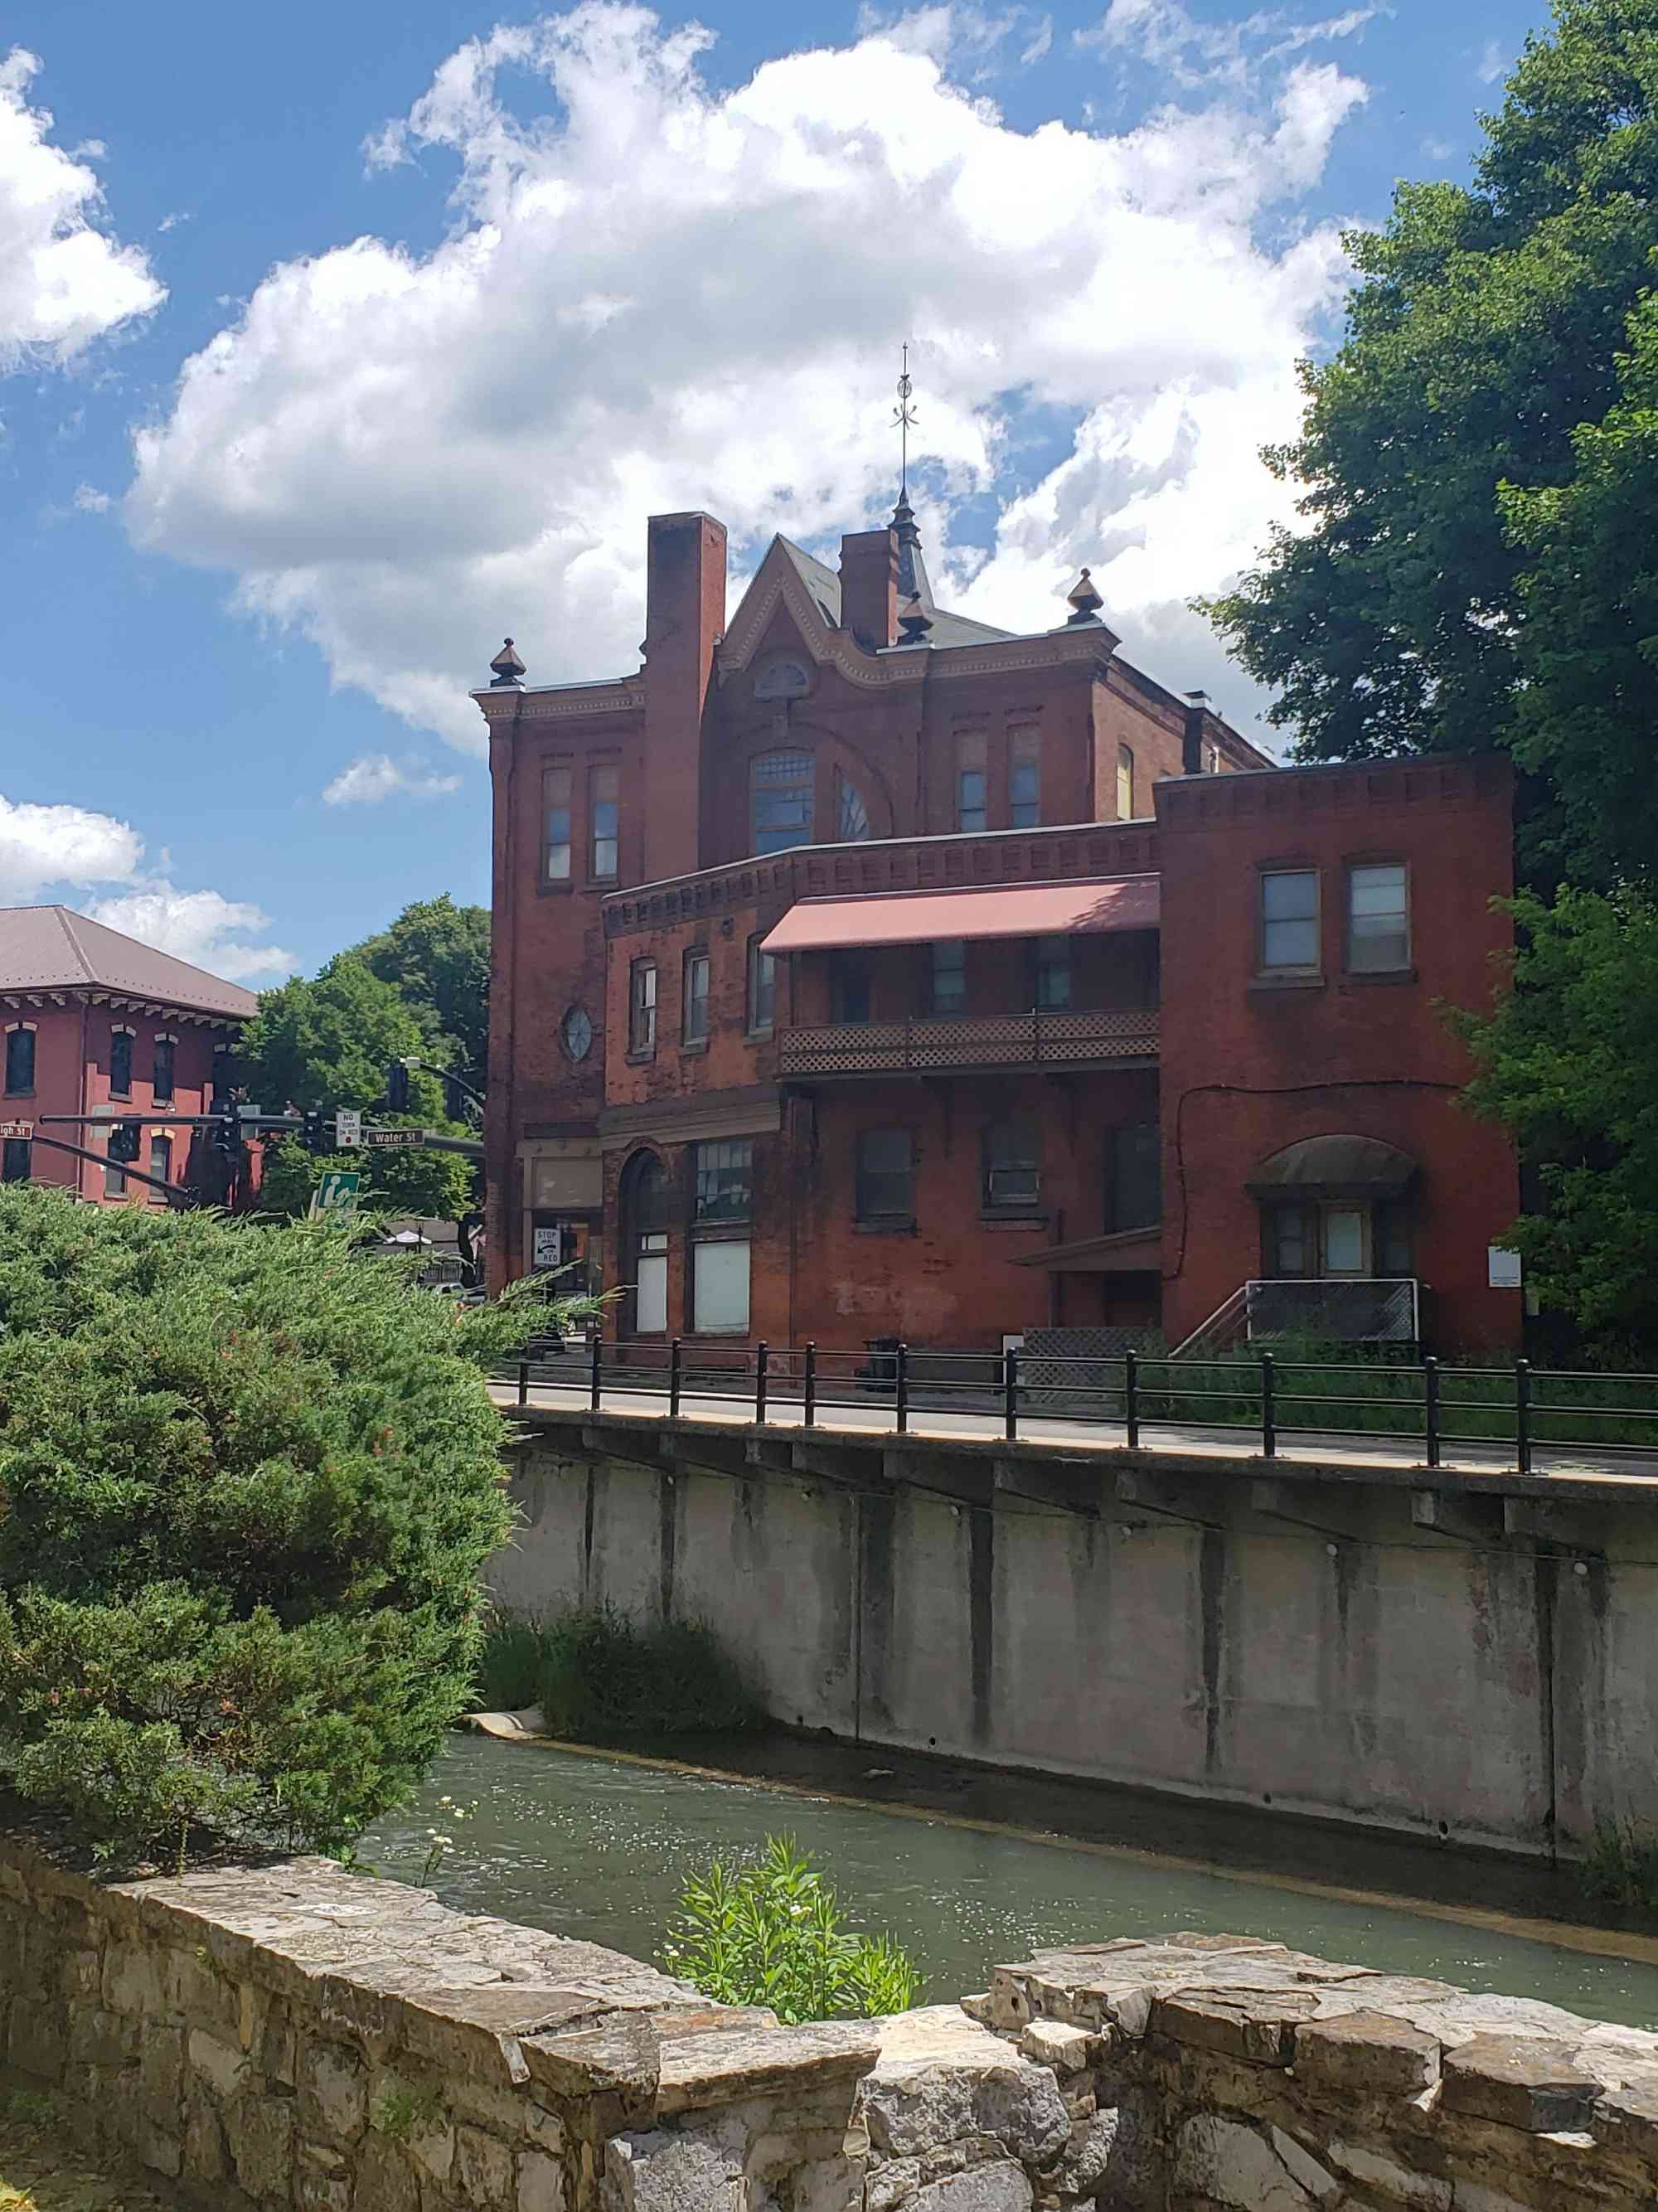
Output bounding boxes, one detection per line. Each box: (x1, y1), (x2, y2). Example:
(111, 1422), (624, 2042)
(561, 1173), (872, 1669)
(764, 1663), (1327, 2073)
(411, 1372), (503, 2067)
(778, 1007), (1160, 1079)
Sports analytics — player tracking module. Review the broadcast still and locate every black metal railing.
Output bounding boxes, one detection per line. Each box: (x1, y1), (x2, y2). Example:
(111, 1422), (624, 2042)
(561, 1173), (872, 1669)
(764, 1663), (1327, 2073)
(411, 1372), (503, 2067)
(502, 1339), (1658, 1473)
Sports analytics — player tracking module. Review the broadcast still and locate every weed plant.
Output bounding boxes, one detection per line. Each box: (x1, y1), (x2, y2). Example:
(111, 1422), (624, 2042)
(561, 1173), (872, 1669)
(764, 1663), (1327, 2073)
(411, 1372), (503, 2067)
(476, 1604), (759, 1741)
(660, 1833), (924, 2021)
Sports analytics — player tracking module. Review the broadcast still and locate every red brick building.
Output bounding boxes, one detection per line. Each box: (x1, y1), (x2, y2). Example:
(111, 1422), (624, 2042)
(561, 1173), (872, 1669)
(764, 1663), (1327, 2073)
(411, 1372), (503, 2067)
(478, 504), (1520, 1356)
(0, 906), (257, 1205)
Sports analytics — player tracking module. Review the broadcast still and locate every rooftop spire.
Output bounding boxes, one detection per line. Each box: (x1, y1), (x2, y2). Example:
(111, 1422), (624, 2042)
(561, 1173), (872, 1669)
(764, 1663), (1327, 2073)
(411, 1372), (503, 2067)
(489, 637), (526, 686)
(892, 342), (917, 502)
(1065, 569), (1105, 626)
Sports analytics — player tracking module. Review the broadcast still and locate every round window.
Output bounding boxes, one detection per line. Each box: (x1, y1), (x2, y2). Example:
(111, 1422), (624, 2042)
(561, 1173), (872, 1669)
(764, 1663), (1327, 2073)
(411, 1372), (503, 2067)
(561, 1006), (594, 1062)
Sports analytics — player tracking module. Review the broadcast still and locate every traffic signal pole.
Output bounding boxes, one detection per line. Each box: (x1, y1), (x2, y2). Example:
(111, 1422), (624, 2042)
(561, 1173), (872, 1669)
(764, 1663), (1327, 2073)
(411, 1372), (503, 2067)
(25, 1131), (195, 1205)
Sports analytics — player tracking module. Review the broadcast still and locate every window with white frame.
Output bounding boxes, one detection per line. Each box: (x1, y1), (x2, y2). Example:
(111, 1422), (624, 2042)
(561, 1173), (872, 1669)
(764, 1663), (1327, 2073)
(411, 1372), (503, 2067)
(544, 764), (573, 880)
(746, 935), (776, 1032)
(682, 950), (710, 1045)
(1347, 861), (1410, 973)
(1260, 870), (1320, 972)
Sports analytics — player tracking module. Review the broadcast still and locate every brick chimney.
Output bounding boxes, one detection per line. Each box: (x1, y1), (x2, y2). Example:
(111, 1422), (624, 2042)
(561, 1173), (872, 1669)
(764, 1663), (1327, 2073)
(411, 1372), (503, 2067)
(1182, 689), (1224, 774)
(838, 528), (899, 652)
(643, 512), (727, 882)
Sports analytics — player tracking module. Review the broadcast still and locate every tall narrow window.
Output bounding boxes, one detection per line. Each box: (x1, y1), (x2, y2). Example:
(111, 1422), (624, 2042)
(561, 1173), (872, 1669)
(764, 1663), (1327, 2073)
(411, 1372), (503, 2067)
(836, 775), (871, 842)
(1116, 743), (1136, 819)
(152, 1036), (175, 1104)
(1347, 861), (1409, 973)
(931, 940), (967, 1016)
(856, 1128), (914, 1224)
(620, 1152), (671, 1335)
(629, 959), (657, 1054)
(544, 765), (573, 880)
(694, 1139), (753, 1224)
(682, 950), (710, 1045)
(1268, 1204), (1309, 1277)
(746, 935), (777, 1033)
(1009, 731), (1040, 829)
(5, 1026), (34, 1095)
(1, 1138), (28, 1184)
(1260, 870), (1320, 972)
(1035, 935), (1071, 1010)
(109, 1029), (133, 1098)
(148, 1135), (172, 1203)
(103, 1130), (126, 1201)
(589, 764), (619, 879)
(751, 751), (814, 855)
(1108, 1123), (1161, 1232)
(211, 1045), (234, 1104)
(957, 733), (987, 832)
(982, 1118), (1040, 1214)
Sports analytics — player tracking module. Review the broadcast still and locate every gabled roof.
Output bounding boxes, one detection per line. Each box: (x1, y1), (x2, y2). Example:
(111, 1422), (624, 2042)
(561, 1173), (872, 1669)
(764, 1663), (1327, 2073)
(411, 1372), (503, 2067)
(0, 906), (260, 1019)
(775, 536), (1013, 650)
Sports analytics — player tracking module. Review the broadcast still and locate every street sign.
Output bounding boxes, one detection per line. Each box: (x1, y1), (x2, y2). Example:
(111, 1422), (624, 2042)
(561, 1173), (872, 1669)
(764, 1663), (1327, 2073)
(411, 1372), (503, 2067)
(335, 1108), (362, 1149)
(0, 1120), (33, 1138)
(361, 1128), (425, 1148)
(311, 1171), (361, 1217)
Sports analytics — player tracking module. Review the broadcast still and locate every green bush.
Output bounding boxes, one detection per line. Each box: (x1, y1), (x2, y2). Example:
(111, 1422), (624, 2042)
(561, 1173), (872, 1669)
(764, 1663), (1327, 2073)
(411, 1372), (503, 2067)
(660, 1834), (924, 2022)
(474, 1605), (758, 1740)
(0, 1188), (580, 1865)
(1578, 1817), (1658, 1913)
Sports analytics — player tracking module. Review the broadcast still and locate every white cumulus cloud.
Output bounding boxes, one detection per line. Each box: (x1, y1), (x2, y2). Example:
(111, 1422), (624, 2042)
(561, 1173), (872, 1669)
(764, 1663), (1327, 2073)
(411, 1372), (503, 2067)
(81, 885), (294, 982)
(0, 790), (290, 982)
(0, 48), (164, 368)
(322, 754), (465, 806)
(128, 4), (1369, 750)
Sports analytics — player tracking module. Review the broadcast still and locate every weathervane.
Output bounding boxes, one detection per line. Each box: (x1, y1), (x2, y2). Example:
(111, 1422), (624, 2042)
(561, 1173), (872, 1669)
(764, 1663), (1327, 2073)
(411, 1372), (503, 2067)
(892, 342), (918, 500)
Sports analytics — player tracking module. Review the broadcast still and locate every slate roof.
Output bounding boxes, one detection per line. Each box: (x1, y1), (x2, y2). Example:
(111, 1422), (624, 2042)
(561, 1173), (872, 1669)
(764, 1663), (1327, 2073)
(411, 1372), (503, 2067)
(0, 905), (261, 1019)
(776, 537), (1013, 649)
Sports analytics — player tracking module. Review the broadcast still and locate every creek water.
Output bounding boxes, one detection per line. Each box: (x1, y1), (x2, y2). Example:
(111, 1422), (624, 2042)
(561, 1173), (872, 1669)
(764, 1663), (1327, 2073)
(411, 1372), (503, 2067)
(361, 1734), (1658, 2031)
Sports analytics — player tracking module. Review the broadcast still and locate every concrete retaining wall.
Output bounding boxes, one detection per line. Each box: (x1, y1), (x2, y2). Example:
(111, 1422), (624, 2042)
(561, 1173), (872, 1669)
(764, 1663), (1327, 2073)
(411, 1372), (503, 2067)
(492, 1411), (1658, 1857)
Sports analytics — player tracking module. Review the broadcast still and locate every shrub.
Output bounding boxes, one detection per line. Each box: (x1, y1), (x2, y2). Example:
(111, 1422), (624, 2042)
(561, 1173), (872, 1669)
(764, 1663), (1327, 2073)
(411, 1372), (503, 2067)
(512, 1604), (758, 1741)
(659, 1834), (924, 2022)
(1578, 1817), (1658, 1913)
(0, 1188), (584, 1865)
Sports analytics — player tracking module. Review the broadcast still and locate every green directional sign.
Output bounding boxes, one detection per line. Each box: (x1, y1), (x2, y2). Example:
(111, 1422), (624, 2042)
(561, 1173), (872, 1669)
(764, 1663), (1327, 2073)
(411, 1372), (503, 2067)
(311, 1170), (362, 1218)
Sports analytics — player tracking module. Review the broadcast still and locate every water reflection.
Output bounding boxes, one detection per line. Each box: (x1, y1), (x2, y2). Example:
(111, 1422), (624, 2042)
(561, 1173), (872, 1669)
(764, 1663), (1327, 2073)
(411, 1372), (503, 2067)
(361, 1737), (1658, 2030)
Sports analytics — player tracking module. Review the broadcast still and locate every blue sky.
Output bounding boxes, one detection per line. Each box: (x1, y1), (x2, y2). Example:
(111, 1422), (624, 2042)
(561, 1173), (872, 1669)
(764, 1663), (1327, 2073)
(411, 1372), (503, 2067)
(2, 0), (1534, 981)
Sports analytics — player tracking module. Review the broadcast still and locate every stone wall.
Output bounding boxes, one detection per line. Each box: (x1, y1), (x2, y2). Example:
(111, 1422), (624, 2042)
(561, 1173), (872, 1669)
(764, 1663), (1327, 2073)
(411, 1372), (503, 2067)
(492, 1412), (1658, 1855)
(7, 1830), (1658, 2210)
(0, 1835), (876, 2211)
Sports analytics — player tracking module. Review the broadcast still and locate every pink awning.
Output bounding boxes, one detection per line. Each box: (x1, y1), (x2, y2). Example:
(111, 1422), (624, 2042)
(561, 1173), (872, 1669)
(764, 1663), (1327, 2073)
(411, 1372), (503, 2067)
(762, 876), (1159, 954)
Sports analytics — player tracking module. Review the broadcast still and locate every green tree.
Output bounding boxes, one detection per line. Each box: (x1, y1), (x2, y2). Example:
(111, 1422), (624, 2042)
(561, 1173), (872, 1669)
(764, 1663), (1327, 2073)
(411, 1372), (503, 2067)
(0, 1190), (572, 1862)
(1204, 0), (1658, 881)
(238, 956), (472, 1221)
(1459, 888), (1658, 1356)
(354, 895), (491, 1093)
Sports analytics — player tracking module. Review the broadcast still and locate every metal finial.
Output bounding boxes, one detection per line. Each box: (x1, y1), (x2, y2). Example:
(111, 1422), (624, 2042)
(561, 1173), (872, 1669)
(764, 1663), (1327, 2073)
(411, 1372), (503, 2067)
(489, 637), (526, 686)
(1065, 569), (1105, 626)
(892, 342), (919, 500)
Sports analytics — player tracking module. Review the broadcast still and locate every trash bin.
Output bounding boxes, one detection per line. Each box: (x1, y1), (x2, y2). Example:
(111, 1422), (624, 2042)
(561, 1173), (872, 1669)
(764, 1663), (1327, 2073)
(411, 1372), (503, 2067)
(859, 1336), (900, 1390)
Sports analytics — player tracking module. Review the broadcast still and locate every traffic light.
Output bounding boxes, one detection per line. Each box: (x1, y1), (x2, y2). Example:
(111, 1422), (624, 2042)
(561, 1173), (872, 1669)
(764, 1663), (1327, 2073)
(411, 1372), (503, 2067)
(385, 1060), (410, 1113)
(302, 1108), (327, 1155)
(211, 1101), (242, 1156)
(108, 1118), (143, 1164)
(444, 1074), (468, 1123)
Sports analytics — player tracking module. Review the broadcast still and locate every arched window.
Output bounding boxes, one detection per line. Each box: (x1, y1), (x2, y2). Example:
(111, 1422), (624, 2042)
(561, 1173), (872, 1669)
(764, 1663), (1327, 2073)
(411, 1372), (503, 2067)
(836, 774), (871, 842)
(751, 751), (814, 855)
(618, 1152), (671, 1335)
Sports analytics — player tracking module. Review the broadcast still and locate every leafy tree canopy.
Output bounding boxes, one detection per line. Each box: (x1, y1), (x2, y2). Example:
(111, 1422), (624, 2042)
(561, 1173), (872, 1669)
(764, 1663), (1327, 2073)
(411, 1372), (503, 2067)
(353, 895), (490, 1091)
(237, 955), (473, 1222)
(1205, 0), (1658, 884)
(1461, 889), (1658, 1356)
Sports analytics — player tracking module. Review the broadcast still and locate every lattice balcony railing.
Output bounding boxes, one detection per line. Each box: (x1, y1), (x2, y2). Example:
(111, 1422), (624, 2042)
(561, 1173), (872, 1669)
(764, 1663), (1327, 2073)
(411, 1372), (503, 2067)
(778, 1007), (1160, 1078)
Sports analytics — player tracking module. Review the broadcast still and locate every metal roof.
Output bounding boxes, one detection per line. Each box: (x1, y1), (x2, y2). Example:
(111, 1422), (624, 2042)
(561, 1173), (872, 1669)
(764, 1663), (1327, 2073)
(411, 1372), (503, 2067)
(1244, 1134), (1417, 1201)
(761, 874), (1160, 953)
(775, 536), (1014, 650)
(0, 906), (261, 1018)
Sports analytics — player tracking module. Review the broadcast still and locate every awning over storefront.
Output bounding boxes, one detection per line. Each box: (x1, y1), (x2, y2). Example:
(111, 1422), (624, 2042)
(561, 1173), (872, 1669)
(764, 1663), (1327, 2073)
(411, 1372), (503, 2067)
(1012, 1227), (1163, 1273)
(761, 875), (1160, 955)
(1244, 1134), (1417, 1202)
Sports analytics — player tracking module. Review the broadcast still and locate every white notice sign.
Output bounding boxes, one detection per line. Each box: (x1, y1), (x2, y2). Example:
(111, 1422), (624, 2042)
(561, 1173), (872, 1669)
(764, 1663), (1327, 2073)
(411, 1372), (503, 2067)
(1487, 1246), (1523, 1289)
(335, 1109), (362, 1148)
(532, 1226), (563, 1271)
